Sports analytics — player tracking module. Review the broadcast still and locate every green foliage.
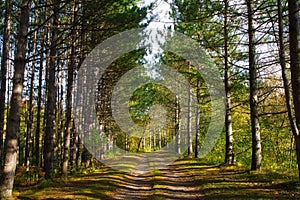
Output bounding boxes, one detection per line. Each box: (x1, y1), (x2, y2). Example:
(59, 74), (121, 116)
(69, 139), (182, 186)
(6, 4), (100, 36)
(168, 0), (299, 175)
(200, 77), (298, 172)
(129, 83), (175, 125)
(82, 0), (148, 47)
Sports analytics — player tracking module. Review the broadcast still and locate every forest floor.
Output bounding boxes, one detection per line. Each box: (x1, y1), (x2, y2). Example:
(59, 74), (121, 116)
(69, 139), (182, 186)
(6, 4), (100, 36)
(14, 159), (300, 199)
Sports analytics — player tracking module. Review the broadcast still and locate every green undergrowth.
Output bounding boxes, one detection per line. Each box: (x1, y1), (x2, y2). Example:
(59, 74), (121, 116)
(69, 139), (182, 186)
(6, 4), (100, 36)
(176, 158), (300, 199)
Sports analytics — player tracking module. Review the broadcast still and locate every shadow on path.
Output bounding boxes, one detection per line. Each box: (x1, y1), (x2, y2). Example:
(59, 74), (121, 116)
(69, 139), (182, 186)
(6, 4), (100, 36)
(16, 159), (300, 199)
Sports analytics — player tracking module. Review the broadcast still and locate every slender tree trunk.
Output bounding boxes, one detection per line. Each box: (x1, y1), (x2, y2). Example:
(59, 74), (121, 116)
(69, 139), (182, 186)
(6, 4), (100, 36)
(76, 136), (82, 169)
(153, 130), (156, 150)
(288, 0), (300, 180)
(25, 29), (37, 169)
(149, 131), (152, 151)
(158, 129), (162, 149)
(0, 0), (32, 197)
(187, 83), (193, 157)
(175, 100), (181, 154)
(21, 103), (27, 166)
(34, 19), (46, 167)
(41, 25), (51, 169)
(63, 42), (75, 176)
(56, 60), (64, 172)
(71, 120), (78, 171)
(195, 79), (200, 158)
(143, 131), (146, 151)
(277, 0), (299, 150)
(224, 0), (234, 165)
(247, 0), (262, 171)
(0, 0), (12, 169)
(44, 0), (59, 179)
(63, 1), (78, 174)
(25, 67), (34, 169)
(35, 46), (44, 167)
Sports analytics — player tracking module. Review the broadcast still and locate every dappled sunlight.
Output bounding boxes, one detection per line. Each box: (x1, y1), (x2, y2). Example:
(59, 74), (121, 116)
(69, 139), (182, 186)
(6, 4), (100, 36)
(184, 161), (300, 199)
(15, 159), (300, 199)
(113, 162), (204, 200)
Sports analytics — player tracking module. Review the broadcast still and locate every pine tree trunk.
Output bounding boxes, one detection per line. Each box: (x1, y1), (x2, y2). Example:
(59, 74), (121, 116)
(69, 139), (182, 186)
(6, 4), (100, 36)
(25, 29), (37, 169)
(76, 137), (83, 169)
(158, 129), (162, 149)
(0, 0), (32, 197)
(56, 61), (64, 172)
(41, 20), (52, 169)
(149, 131), (152, 151)
(288, 0), (300, 180)
(35, 48), (43, 167)
(24, 67), (34, 169)
(0, 0), (12, 169)
(277, 0), (299, 150)
(63, 45), (75, 176)
(43, 0), (59, 179)
(224, 0), (234, 165)
(247, 0), (262, 171)
(187, 83), (193, 157)
(152, 128), (156, 151)
(175, 100), (181, 154)
(34, 22), (46, 167)
(71, 120), (78, 171)
(63, 1), (78, 174)
(195, 80), (200, 158)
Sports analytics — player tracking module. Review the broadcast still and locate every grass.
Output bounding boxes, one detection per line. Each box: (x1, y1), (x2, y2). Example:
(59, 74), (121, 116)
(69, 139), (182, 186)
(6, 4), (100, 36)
(176, 158), (300, 199)
(14, 167), (126, 199)
(12, 159), (300, 199)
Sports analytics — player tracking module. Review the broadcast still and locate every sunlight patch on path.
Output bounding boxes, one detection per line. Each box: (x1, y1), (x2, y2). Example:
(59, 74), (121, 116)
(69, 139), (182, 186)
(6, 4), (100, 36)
(112, 161), (204, 200)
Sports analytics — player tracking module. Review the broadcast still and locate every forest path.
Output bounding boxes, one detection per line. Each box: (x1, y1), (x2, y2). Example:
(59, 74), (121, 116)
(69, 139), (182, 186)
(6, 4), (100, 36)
(113, 162), (203, 200)
(15, 159), (300, 199)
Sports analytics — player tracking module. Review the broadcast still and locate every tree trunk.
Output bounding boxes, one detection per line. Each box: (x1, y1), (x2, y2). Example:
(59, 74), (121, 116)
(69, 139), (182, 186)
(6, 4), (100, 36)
(247, 0), (262, 171)
(0, 0), (32, 197)
(195, 79), (200, 158)
(277, 0), (299, 151)
(153, 130), (156, 150)
(0, 0), (12, 169)
(24, 67), (34, 169)
(56, 60), (64, 172)
(224, 0), (234, 165)
(149, 131), (152, 151)
(76, 137), (83, 169)
(175, 100), (181, 154)
(187, 83), (193, 157)
(41, 21), (52, 169)
(25, 29), (37, 169)
(71, 120), (78, 171)
(35, 48), (43, 167)
(44, 0), (59, 179)
(63, 1), (78, 175)
(288, 0), (300, 180)
(34, 23), (46, 167)
(158, 129), (162, 149)
(63, 47), (75, 176)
